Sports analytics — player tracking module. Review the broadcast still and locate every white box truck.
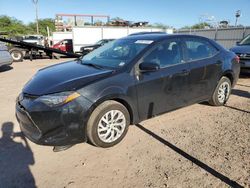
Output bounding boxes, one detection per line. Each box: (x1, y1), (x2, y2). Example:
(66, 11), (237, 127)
(53, 26), (173, 53)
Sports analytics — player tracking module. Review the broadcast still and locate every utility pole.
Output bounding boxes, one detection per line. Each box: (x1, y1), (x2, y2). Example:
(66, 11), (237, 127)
(235, 10), (241, 27)
(32, 0), (39, 34)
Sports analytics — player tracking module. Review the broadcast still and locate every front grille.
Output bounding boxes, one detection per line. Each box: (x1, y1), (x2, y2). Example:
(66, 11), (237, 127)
(236, 53), (250, 60)
(20, 120), (41, 140)
(16, 103), (41, 140)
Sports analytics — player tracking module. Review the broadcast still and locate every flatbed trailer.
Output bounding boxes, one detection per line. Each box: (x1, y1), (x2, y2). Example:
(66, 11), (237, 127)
(0, 37), (81, 62)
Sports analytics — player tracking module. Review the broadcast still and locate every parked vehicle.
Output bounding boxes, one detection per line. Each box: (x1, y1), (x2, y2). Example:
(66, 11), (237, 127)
(128, 31), (166, 36)
(16, 34), (240, 148)
(0, 37), (80, 62)
(69, 26), (169, 52)
(0, 43), (13, 68)
(22, 35), (45, 46)
(52, 39), (73, 52)
(80, 39), (114, 55)
(230, 34), (250, 73)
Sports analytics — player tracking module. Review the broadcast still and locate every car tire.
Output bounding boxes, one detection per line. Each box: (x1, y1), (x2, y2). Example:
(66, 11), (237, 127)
(209, 76), (232, 106)
(87, 100), (130, 148)
(9, 49), (23, 62)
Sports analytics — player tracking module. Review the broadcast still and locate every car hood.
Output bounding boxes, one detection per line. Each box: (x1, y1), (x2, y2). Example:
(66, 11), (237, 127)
(23, 60), (113, 96)
(230, 45), (250, 54)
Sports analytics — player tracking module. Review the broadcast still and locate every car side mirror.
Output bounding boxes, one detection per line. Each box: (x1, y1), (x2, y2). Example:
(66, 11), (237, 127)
(139, 62), (160, 72)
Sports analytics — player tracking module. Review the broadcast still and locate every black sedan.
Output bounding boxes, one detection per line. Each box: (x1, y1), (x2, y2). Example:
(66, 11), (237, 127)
(80, 39), (114, 55)
(16, 34), (240, 148)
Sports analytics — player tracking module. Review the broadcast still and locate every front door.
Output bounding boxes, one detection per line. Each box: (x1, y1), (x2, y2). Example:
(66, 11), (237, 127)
(135, 38), (190, 120)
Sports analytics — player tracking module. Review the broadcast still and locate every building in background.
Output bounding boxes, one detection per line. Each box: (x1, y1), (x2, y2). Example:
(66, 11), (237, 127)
(55, 14), (110, 31)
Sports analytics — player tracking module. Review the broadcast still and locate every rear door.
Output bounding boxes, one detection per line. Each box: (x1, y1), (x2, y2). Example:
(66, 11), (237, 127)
(182, 37), (222, 103)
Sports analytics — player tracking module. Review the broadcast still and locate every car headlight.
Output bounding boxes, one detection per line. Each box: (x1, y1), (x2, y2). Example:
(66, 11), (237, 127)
(35, 91), (81, 107)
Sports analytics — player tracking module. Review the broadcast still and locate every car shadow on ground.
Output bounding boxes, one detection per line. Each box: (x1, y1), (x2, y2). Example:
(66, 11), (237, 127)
(135, 124), (244, 188)
(224, 105), (250, 114)
(200, 87), (249, 112)
(239, 72), (250, 79)
(231, 89), (250, 99)
(236, 83), (250, 88)
(0, 122), (36, 188)
(0, 65), (13, 73)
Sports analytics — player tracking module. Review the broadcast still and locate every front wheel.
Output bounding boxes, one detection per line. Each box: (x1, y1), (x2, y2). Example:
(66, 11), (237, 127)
(9, 49), (24, 62)
(87, 100), (130, 148)
(209, 76), (232, 106)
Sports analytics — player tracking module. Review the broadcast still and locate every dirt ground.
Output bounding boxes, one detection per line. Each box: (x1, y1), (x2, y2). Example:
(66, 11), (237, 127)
(0, 59), (249, 188)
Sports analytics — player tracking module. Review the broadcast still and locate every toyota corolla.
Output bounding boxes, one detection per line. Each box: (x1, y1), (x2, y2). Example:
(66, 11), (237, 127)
(16, 34), (240, 148)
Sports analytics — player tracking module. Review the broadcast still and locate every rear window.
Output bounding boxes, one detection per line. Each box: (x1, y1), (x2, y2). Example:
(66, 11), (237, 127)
(184, 38), (218, 61)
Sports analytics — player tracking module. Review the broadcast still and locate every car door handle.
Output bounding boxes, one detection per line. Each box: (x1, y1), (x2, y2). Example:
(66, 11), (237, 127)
(175, 69), (190, 76)
(215, 62), (222, 66)
(179, 69), (190, 76)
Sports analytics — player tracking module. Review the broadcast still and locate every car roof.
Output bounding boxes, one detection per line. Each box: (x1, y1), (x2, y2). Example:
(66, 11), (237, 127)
(128, 32), (166, 36)
(122, 33), (210, 41)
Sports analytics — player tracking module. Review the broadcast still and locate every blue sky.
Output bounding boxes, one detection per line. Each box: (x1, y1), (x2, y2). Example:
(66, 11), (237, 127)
(0, 0), (249, 28)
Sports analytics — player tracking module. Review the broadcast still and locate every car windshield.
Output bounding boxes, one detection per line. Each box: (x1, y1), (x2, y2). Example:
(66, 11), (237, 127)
(82, 39), (154, 69)
(239, 35), (250, 45)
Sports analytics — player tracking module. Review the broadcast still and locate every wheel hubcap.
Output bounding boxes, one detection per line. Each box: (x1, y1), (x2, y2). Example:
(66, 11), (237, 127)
(11, 52), (21, 60)
(218, 82), (230, 103)
(97, 110), (126, 143)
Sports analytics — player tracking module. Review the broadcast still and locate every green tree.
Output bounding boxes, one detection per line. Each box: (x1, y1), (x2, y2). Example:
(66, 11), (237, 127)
(181, 22), (211, 30)
(180, 25), (192, 30)
(151, 23), (171, 29)
(28, 18), (55, 36)
(191, 22), (211, 29)
(0, 15), (55, 37)
(0, 15), (29, 36)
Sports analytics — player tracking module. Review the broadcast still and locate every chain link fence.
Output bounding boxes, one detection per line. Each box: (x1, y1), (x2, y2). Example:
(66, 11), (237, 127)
(175, 27), (250, 49)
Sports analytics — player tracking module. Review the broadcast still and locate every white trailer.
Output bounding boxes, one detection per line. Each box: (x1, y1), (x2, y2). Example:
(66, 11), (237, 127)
(52, 27), (173, 52)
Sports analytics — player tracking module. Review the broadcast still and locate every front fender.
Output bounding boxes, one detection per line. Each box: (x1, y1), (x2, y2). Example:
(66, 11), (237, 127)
(92, 85), (139, 125)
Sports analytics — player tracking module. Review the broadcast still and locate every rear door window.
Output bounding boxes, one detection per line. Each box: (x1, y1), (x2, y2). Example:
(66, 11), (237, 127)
(184, 38), (218, 61)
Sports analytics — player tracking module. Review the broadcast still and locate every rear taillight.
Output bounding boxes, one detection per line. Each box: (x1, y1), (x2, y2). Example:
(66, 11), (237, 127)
(235, 55), (240, 63)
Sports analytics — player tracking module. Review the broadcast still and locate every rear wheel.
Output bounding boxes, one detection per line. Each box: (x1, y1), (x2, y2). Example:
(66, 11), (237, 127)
(87, 100), (130, 148)
(209, 76), (231, 106)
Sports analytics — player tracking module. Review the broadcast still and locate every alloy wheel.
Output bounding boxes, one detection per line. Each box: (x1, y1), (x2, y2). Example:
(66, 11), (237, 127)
(97, 110), (126, 143)
(217, 81), (230, 103)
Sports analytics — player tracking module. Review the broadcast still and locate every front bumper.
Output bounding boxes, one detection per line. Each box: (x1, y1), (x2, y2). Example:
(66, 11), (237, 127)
(16, 93), (93, 146)
(239, 60), (250, 74)
(0, 51), (13, 67)
(240, 60), (250, 69)
(0, 59), (13, 67)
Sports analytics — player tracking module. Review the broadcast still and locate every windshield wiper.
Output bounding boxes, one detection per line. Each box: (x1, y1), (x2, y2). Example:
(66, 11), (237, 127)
(83, 62), (104, 69)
